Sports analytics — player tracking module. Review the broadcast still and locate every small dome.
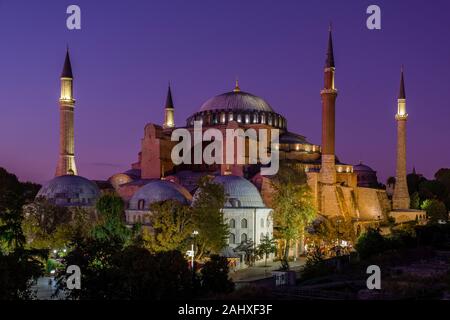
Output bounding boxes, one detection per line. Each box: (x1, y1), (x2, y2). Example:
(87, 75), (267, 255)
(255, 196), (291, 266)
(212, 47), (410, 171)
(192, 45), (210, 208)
(199, 175), (266, 208)
(129, 180), (192, 210)
(353, 163), (376, 172)
(36, 175), (100, 207)
(199, 91), (274, 113)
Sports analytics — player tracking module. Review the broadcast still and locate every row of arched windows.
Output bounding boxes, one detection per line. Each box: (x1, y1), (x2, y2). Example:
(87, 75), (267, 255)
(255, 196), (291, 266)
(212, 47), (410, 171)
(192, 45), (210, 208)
(229, 232), (271, 245)
(187, 111), (286, 129)
(229, 218), (270, 229)
(229, 218), (248, 229)
(229, 233), (248, 244)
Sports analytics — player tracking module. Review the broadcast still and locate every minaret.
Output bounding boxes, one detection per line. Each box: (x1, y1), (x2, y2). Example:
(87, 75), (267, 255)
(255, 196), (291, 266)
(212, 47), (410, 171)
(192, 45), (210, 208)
(393, 67), (410, 209)
(55, 48), (77, 176)
(163, 84), (175, 129)
(320, 26), (338, 184)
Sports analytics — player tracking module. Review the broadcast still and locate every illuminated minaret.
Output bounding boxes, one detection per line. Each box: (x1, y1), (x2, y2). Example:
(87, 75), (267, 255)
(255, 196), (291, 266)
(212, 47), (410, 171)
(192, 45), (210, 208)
(163, 84), (175, 129)
(320, 26), (338, 184)
(55, 48), (77, 176)
(393, 67), (410, 209)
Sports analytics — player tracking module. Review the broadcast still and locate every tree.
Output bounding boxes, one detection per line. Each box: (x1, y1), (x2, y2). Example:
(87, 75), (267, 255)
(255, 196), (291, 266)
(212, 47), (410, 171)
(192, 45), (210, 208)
(0, 168), (28, 251)
(419, 180), (447, 202)
(435, 168), (450, 211)
(308, 216), (356, 256)
(435, 168), (450, 192)
(143, 200), (193, 252)
(22, 201), (95, 250)
(271, 166), (316, 270)
(235, 239), (257, 266)
(0, 167), (45, 298)
(407, 172), (425, 196)
(191, 176), (228, 259)
(355, 228), (387, 260)
(256, 235), (277, 266)
(421, 199), (448, 224)
(92, 194), (130, 243)
(200, 255), (234, 295)
(56, 236), (193, 300)
(0, 249), (44, 300)
(410, 192), (421, 210)
(387, 176), (396, 187)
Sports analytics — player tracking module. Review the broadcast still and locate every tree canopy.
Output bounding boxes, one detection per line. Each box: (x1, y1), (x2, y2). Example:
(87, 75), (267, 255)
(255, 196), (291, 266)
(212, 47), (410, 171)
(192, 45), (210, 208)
(271, 165), (316, 269)
(191, 176), (228, 259)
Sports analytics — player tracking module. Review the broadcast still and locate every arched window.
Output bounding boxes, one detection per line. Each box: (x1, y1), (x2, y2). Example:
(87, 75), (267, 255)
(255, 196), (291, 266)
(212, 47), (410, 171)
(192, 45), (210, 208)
(261, 113), (266, 124)
(229, 233), (235, 245)
(229, 219), (236, 228)
(241, 218), (248, 228)
(241, 233), (248, 243)
(138, 199), (145, 210)
(260, 218), (264, 228)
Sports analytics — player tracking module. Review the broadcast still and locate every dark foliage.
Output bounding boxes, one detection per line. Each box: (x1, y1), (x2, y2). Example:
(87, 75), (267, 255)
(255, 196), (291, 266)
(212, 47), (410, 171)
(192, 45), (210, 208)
(200, 254), (234, 295)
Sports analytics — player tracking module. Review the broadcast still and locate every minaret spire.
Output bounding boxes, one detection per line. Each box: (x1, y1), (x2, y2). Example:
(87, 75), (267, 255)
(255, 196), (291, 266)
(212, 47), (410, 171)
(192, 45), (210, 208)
(399, 65), (406, 99)
(325, 24), (335, 68)
(393, 66), (410, 209)
(163, 83), (175, 129)
(56, 48), (77, 176)
(320, 26), (338, 185)
(165, 83), (174, 109)
(61, 47), (73, 79)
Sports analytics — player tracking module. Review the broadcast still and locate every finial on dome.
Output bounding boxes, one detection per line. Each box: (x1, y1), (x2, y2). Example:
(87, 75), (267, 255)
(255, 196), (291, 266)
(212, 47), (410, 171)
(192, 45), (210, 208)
(233, 77), (240, 92)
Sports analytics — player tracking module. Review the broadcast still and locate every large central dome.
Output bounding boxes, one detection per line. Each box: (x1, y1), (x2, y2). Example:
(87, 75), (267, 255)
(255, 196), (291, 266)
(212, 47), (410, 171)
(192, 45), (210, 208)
(187, 83), (286, 129)
(199, 91), (274, 113)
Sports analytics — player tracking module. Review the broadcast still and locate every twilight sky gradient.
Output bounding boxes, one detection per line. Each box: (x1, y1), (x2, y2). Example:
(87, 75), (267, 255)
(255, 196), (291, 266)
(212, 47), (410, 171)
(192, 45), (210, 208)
(0, 0), (449, 184)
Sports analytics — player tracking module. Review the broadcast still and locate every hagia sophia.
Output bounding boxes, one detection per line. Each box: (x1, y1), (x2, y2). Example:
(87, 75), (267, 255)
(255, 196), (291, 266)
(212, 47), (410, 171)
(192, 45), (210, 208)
(35, 28), (426, 260)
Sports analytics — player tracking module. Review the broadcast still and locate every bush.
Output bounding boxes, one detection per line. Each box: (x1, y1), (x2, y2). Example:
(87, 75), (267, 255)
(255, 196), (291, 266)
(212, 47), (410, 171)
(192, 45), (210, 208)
(200, 255), (234, 295)
(299, 246), (334, 281)
(355, 228), (387, 260)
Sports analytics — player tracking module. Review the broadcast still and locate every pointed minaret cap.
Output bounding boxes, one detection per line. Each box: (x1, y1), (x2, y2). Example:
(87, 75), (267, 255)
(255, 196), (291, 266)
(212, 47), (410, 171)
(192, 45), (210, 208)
(61, 47), (73, 78)
(165, 83), (174, 109)
(325, 24), (335, 68)
(398, 66), (406, 99)
(233, 78), (241, 92)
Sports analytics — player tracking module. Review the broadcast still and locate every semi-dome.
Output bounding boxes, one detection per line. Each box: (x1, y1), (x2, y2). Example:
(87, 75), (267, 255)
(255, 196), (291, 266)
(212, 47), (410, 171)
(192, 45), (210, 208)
(199, 91), (274, 113)
(129, 180), (192, 210)
(36, 175), (100, 207)
(198, 175), (266, 208)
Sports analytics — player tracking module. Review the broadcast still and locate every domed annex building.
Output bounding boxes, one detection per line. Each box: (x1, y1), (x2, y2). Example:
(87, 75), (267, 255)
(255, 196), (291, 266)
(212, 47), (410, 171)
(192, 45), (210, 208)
(37, 175), (100, 207)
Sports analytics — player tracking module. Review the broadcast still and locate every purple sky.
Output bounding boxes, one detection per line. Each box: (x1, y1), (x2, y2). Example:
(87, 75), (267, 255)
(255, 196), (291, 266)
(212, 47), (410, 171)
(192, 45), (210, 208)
(1, 0), (449, 185)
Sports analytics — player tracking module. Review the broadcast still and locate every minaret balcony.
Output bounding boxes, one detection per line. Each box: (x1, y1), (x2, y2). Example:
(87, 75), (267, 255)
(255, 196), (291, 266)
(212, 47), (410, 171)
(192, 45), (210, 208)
(320, 88), (338, 95)
(395, 113), (408, 121)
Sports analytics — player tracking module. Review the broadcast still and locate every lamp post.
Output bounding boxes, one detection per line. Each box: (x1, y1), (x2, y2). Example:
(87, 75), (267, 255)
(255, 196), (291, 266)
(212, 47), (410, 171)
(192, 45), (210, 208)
(191, 230), (199, 270)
